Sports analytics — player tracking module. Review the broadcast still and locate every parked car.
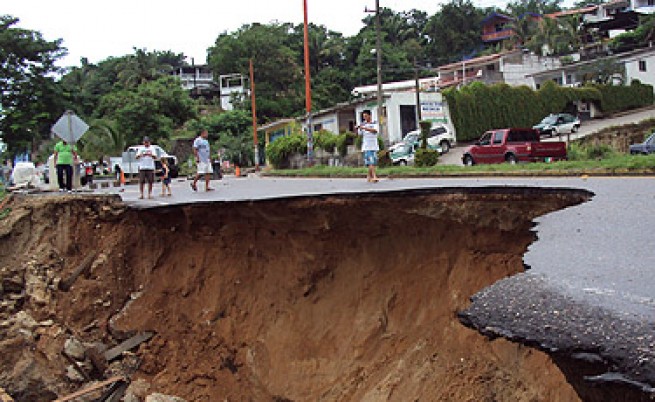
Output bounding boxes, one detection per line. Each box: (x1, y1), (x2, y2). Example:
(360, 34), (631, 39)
(462, 128), (567, 166)
(390, 142), (416, 165)
(389, 124), (456, 154)
(533, 113), (580, 137)
(629, 132), (655, 155)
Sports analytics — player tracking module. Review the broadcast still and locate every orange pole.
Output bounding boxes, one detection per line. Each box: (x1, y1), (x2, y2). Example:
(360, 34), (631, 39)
(250, 59), (259, 170)
(303, 0), (312, 114)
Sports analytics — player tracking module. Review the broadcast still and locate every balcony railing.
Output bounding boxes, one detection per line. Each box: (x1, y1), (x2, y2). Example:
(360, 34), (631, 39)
(482, 29), (515, 42)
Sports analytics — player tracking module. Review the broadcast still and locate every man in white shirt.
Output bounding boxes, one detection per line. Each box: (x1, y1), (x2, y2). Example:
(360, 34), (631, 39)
(357, 110), (380, 183)
(135, 136), (156, 199)
(191, 129), (214, 192)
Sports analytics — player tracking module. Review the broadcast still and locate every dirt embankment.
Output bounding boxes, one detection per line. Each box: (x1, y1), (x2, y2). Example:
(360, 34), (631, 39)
(0, 189), (590, 401)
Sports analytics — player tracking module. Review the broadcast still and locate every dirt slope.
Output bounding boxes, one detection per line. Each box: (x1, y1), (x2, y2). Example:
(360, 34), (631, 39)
(0, 189), (590, 401)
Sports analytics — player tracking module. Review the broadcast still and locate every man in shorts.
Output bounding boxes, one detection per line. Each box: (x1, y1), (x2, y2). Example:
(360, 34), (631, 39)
(135, 136), (156, 199)
(357, 110), (380, 183)
(191, 129), (214, 192)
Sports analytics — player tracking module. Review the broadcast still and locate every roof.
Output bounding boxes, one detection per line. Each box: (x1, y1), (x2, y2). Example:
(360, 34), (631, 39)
(546, 5), (599, 18)
(481, 12), (514, 25)
(258, 118), (296, 132)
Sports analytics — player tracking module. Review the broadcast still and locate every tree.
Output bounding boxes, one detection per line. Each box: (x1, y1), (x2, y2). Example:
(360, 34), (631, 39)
(506, 0), (562, 16)
(117, 48), (179, 88)
(96, 76), (196, 145)
(208, 23), (304, 120)
(187, 110), (255, 166)
(423, 0), (486, 65)
(0, 15), (66, 154)
(77, 118), (124, 161)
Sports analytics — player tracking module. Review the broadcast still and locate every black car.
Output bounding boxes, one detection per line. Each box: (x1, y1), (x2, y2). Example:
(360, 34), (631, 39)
(629, 133), (655, 155)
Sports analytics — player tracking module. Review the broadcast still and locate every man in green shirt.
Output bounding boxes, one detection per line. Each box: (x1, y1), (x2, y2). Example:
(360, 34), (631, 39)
(53, 140), (78, 192)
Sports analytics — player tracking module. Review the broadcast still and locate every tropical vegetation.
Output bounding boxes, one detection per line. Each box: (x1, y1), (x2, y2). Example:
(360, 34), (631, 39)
(1, 0), (654, 167)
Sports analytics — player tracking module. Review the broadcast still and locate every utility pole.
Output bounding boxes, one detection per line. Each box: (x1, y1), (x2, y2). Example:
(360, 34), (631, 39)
(414, 56), (422, 130)
(249, 59), (259, 170)
(303, 0), (314, 165)
(365, 1), (385, 144)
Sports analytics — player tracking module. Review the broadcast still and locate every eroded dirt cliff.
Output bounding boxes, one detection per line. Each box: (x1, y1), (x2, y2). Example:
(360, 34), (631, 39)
(0, 188), (590, 401)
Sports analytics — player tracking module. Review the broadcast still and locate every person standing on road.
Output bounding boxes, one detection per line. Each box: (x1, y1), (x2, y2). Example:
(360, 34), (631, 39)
(160, 158), (172, 197)
(53, 140), (78, 192)
(356, 110), (380, 183)
(135, 136), (156, 199)
(191, 129), (214, 192)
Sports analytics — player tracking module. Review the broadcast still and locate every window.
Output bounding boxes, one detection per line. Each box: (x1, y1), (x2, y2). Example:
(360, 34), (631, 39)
(479, 132), (492, 146)
(639, 60), (647, 72)
(493, 131), (504, 144)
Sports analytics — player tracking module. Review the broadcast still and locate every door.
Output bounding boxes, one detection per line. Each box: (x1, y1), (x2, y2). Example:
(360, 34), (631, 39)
(400, 105), (417, 137)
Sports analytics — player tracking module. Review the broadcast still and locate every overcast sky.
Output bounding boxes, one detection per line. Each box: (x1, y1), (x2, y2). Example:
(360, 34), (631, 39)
(5, 0), (521, 68)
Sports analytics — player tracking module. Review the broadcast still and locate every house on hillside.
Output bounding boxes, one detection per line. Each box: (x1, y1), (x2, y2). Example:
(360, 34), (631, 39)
(481, 13), (515, 44)
(528, 46), (655, 89)
(171, 66), (247, 110)
(435, 51), (561, 89)
(172, 65), (218, 98)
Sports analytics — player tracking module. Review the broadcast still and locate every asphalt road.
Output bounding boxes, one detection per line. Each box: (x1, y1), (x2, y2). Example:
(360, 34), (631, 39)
(438, 106), (655, 166)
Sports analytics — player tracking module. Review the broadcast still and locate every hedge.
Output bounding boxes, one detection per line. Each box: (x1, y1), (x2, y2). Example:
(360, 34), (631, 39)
(444, 80), (653, 142)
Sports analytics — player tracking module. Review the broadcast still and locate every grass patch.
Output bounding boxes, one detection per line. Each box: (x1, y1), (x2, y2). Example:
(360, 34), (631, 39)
(266, 154), (655, 177)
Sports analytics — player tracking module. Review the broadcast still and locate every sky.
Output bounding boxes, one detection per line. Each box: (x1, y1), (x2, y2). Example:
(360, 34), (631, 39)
(3, 0), (510, 68)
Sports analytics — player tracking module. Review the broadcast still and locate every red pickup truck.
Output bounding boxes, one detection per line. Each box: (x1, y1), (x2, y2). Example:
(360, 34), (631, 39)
(462, 128), (567, 166)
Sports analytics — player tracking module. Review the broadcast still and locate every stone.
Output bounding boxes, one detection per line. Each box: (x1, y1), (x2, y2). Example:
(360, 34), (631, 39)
(14, 311), (38, 330)
(65, 365), (85, 382)
(145, 393), (187, 402)
(64, 337), (86, 360)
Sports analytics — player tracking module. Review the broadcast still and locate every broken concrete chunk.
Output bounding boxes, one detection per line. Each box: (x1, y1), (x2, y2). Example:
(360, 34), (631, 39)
(64, 338), (86, 361)
(65, 365), (85, 382)
(13, 311), (38, 330)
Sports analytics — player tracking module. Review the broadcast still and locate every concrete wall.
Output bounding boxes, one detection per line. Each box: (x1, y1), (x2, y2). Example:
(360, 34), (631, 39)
(625, 51), (655, 92)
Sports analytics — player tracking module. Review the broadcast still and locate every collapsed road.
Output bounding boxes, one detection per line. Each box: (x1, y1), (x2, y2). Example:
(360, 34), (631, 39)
(0, 177), (652, 401)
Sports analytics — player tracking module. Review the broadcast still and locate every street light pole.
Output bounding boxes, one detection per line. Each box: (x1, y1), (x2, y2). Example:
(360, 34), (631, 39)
(249, 59), (259, 170)
(375, 0), (385, 145)
(414, 56), (422, 130)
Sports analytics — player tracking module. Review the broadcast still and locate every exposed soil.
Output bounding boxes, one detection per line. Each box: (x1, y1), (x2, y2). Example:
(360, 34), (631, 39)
(0, 188), (590, 401)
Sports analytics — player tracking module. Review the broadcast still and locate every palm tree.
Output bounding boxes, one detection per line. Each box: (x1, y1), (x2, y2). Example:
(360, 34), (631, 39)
(117, 48), (173, 88)
(79, 119), (125, 160)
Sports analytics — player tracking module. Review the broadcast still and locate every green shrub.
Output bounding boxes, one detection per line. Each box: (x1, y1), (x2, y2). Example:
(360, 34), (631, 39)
(313, 130), (337, 153)
(265, 134), (308, 168)
(377, 150), (392, 167)
(336, 132), (355, 157)
(568, 143), (616, 161)
(415, 148), (439, 167)
(586, 144), (616, 160)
